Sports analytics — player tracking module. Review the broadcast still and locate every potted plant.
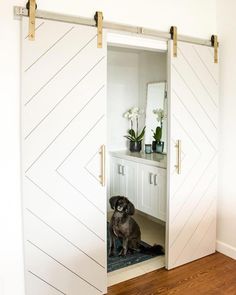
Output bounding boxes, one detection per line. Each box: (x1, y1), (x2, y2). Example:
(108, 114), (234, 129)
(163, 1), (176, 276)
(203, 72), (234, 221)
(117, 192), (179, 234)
(123, 107), (146, 152)
(152, 108), (165, 153)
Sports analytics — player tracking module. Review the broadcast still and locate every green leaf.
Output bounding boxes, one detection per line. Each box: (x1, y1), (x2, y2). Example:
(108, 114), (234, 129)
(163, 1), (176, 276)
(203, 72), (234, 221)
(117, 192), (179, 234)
(124, 135), (135, 141)
(152, 126), (162, 141)
(128, 129), (136, 138)
(156, 126), (162, 141)
(136, 126), (146, 141)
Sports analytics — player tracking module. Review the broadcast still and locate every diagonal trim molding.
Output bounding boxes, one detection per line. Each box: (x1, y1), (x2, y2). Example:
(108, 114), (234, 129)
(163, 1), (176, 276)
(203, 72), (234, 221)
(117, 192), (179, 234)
(25, 34), (97, 106)
(25, 26), (75, 72)
(56, 170), (105, 215)
(22, 18), (107, 294)
(27, 240), (103, 293)
(28, 270), (66, 295)
(167, 40), (218, 269)
(25, 175), (105, 241)
(24, 22), (45, 40)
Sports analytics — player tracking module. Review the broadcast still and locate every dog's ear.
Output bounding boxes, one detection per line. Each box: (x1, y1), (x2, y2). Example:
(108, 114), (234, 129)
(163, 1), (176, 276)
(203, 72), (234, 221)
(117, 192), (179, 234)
(126, 201), (135, 215)
(109, 196), (120, 210)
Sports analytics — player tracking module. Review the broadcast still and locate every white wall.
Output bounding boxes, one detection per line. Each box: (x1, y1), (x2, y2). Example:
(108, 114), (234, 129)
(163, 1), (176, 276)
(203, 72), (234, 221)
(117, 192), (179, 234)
(0, 2), (25, 295)
(0, 1), (217, 294)
(216, 0), (236, 259)
(107, 48), (166, 151)
(107, 48), (140, 151)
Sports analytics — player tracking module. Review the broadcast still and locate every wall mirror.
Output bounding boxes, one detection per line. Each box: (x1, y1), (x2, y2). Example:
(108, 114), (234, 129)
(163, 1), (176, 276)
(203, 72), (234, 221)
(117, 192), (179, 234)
(144, 81), (167, 153)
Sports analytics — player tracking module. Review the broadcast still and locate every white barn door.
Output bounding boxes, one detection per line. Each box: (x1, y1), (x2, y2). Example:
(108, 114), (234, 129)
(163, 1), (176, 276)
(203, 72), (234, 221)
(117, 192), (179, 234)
(21, 18), (107, 294)
(167, 41), (218, 269)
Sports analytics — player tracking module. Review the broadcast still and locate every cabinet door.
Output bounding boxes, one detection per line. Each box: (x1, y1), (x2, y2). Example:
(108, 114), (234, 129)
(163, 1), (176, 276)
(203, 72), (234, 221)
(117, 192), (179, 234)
(122, 159), (138, 208)
(137, 164), (159, 218)
(167, 40), (218, 269)
(110, 157), (123, 197)
(155, 168), (167, 222)
(21, 18), (107, 294)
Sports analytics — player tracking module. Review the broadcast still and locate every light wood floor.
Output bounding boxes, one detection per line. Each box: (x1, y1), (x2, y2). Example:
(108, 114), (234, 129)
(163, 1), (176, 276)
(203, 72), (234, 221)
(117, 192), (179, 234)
(107, 252), (236, 295)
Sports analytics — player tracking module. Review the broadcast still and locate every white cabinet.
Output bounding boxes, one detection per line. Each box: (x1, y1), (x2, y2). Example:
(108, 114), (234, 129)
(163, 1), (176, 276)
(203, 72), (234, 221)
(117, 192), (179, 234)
(122, 159), (138, 207)
(109, 157), (137, 207)
(110, 157), (123, 196)
(109, 155), (166, 221)
(137, 164), (166, 221)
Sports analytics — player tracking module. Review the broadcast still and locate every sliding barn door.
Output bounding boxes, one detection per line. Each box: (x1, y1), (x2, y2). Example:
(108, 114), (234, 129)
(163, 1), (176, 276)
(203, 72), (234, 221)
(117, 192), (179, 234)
(167, 41), (218, 269)
(21, 18), (107, 294)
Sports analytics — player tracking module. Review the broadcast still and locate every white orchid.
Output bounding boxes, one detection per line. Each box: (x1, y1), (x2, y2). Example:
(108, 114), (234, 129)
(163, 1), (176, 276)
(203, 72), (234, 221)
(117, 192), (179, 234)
(153, 108), (166, 123)
(123, 107), (145, 143)
(123, 107), (144, 121)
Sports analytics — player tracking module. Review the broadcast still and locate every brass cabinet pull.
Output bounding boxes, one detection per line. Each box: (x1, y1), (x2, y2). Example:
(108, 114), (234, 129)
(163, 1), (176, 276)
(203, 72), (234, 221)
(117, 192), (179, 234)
(175, 140), (181, 174)
(99, 145), (106, 186)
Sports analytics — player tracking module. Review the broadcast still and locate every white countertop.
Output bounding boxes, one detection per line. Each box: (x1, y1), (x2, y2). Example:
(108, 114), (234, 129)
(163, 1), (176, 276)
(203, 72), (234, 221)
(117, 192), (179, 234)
(110, 150), (167, 169)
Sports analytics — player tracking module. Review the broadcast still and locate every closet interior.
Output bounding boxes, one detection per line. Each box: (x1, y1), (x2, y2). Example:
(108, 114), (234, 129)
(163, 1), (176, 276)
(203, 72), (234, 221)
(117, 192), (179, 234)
(106, 45), (168, 285)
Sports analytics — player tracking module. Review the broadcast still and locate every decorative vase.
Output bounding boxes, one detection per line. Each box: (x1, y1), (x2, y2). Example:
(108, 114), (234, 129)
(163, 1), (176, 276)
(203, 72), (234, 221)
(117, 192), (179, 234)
(152, 141), (157, 152)
(156, 141), (164, 153)
(129, 141), (142, 152)
(145, 144), (152, 154)
(152, 141), (164, 153)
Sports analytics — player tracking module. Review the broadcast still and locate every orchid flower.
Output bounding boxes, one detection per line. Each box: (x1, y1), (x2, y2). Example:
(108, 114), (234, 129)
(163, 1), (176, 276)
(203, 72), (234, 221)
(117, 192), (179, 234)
(123, 107), (144, 121)
(123, 107), (145, 142)
(153, 108), (166, 123)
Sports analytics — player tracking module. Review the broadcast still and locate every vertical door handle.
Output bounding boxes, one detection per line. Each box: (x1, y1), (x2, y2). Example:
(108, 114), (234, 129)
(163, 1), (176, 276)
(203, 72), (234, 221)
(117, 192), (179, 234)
(149, 173), (153, 184)
(99, 145), (106, 186)
(175, 140), (181, 174)
(122, 165), (125, 175)
(154, 174), (158, 186)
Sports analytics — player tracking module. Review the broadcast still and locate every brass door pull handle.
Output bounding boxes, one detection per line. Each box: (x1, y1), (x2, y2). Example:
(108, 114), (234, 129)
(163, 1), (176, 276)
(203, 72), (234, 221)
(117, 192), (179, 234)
(175, 140), (181, 174)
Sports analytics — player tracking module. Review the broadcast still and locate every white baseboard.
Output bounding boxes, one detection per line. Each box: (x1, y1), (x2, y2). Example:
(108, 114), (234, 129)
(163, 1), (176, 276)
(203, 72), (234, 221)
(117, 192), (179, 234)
(216, 240), (236, 260)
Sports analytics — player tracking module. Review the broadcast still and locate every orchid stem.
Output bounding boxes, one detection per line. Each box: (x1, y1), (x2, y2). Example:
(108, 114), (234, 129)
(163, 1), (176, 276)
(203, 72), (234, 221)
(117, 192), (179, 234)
(136, 117), (138, 137)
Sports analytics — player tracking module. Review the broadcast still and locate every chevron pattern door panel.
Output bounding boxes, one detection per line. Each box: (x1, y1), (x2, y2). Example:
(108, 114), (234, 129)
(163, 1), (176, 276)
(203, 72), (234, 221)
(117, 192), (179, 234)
(167, 41), (218, 269)
(21, 18), (107, 294)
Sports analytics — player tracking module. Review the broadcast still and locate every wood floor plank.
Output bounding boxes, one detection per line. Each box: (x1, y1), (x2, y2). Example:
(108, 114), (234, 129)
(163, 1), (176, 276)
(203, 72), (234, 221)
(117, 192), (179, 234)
(107, 253), (236, 295)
